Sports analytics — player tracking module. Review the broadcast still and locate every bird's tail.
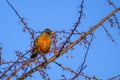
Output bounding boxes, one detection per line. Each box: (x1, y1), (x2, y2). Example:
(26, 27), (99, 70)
(30, 53), (38, 58)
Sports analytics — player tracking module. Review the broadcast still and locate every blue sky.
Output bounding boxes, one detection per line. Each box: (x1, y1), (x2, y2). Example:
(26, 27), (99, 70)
(0, 0), (120, 80)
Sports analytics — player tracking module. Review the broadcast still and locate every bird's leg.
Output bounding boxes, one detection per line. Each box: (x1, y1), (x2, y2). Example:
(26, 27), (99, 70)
(37, 47), (47, 62)
(40, 53), (47, 62)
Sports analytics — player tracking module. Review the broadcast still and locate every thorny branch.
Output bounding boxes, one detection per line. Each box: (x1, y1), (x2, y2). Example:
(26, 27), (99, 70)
(58, 0), (85, 55)
(108, 74), (120, 80)
(71, 33), (94, 80)
(107, 0), (120, 30)
(54, 61), (100, 80)
(107, 0), (117, 9)
(6, 0), (35, 39)
(101, 25), (115, 43)
(113, 15), (120, 29)
(0, 44), (2, 66)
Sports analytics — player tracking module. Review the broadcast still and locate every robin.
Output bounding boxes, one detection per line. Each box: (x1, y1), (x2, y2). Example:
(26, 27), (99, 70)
(30, 28), (54, 58)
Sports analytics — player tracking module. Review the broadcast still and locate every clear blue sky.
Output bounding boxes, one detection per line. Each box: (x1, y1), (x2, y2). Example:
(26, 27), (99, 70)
(0, 0), (120, 80)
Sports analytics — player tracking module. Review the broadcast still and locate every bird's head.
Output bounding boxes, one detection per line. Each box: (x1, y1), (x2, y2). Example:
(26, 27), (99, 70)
(44, 28), (54, 35)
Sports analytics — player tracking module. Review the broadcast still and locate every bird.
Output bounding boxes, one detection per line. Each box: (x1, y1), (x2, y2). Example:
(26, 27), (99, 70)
(30, 28), (54, 58)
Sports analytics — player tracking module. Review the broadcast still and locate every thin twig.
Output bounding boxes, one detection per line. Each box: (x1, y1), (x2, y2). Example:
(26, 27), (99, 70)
(102, 25), (116, 43)
(107, 0), (117, 9)
(113, 15), (120, 30)
(53, 32), (58, 56)
(107, 0), (120, 30)
(0, 44), (2, 66)
(108, 74), (120, 80)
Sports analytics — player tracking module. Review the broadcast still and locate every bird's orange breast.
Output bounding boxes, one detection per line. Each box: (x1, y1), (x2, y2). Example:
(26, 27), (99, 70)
(35, 33), (51, 54)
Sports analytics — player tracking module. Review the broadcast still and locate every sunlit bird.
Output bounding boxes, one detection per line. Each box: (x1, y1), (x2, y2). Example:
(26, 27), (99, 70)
(30, 28), (54, 58)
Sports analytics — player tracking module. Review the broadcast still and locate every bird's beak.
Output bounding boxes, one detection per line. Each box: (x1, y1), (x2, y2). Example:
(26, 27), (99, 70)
(51, 31), (55, 34)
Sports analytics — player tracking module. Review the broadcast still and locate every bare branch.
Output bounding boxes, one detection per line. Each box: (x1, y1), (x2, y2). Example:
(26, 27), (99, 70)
(102, 25), (116, 43)
(54, 61), (100, 80)
(0, 44), (2, 66)
(113, 15), (120, 30)
(58, 0), (85, 55)
(0, 50), (30, 78)
(72, 33), (93, 80)
(6, 0), (36, 39)
(108, 74), (120, 80)
(107, 0), (120, 31)
(107, 0), (117, 9)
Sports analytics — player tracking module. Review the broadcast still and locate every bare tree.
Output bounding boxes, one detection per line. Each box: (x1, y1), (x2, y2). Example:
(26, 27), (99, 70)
(0, 0), (120, 80)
